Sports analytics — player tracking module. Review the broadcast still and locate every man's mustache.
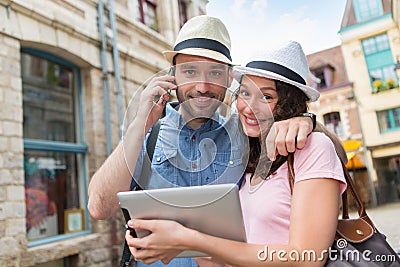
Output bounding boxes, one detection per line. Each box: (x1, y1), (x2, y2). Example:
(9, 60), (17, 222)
(189, 92), (216, 98)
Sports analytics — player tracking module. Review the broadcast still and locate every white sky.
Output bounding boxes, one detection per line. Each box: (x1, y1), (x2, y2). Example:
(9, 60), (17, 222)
(206, 0), (348, 64)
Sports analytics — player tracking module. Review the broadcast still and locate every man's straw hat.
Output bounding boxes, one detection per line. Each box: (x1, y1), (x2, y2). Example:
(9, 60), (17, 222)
(163, 15), (232, 65)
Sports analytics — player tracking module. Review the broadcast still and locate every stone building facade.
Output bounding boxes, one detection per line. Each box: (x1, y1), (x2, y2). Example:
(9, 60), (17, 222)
(0, 0), (207, 266)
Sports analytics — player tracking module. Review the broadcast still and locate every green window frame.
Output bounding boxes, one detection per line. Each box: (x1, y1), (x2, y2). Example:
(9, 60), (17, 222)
(377, 107), (400, 133)
(362, 33), (398, 91)
(353, 0), (383, 22)
(21, 48), (90, 246)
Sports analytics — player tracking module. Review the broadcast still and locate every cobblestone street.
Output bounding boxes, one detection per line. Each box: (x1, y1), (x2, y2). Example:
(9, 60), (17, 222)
(350, 202), (400, 253)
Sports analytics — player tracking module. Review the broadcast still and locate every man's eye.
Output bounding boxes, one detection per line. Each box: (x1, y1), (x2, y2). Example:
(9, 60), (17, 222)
(239, 90), (249, 97)
(184, 70), (196, 75)
(210, 71), (222, 77)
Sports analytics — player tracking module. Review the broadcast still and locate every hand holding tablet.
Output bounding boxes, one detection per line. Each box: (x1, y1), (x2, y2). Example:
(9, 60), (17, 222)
(117, 183), (247, 258)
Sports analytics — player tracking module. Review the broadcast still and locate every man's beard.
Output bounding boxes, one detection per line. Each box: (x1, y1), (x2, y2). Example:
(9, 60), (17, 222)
(176, 89), (223, 121)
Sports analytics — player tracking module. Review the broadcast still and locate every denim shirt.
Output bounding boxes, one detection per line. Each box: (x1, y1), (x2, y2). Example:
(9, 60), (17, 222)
(132, 102), (246, 267)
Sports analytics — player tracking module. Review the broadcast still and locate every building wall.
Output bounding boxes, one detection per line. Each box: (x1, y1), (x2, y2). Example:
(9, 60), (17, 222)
(306, 43), (378, 206)
(340, 0), (393, 29)
(308, 83), (375, 205)
(0, 32), (26, 267)
(339, 0), (400, 205)
(340, 14), (400, 147)
(0, 0), (207, 266)
(395, 0), (400, 27)
(307, 46), (361, 141)
(309, 86), (361, 140)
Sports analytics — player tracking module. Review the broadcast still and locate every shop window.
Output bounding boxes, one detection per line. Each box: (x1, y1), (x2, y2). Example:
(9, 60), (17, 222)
(135, 0), (158, 31)
(323, 112), (343, 136)
(353, 0), (383, 22)
(21, 49), (88, 244)
(377, 107), (400, 133)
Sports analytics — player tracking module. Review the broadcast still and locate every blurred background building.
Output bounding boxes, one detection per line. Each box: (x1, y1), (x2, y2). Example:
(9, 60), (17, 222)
(0, 0), (399, 266)
(0, 0), (207, 266)
(307, 45), (374, 206)
(308, 0), (400, 208)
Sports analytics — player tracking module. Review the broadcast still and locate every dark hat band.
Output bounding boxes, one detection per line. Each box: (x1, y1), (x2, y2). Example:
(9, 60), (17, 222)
(174, 38), (232, 61)
(246, 61), (306, 85)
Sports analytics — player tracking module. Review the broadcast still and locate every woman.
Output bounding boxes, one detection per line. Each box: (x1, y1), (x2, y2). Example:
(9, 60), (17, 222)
(125, 41), (347, 266)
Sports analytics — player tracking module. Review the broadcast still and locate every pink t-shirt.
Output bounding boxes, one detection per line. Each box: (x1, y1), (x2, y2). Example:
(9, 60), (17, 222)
(239, 132), (347, 245)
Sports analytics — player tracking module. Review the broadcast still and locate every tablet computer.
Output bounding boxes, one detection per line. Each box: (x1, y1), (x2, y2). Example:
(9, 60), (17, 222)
(117, 183), (247, 258)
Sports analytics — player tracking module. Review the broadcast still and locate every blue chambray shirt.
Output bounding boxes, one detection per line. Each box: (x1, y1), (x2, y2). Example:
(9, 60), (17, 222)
(132, 102), (246, 267)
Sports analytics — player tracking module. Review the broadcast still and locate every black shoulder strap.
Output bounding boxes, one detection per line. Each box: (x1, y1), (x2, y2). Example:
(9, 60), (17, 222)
(147, 120), (161, 166)
(130, 120), (161, 191)
(120, 209), (135, 267)
(120, 120), (161, 267)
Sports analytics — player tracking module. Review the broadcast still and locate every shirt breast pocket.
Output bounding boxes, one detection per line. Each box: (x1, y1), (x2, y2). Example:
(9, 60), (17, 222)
(212, 150), (244, 184)
(150, 148), (179, 188)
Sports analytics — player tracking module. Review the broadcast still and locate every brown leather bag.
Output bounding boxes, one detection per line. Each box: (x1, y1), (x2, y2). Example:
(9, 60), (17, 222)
(287, 153), (400, 266)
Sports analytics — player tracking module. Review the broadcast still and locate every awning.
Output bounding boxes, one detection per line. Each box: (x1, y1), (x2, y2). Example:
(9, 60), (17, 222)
(346, 152), (366, 169)
(342, 140), (365, 169)
(342, 140), (363, 151)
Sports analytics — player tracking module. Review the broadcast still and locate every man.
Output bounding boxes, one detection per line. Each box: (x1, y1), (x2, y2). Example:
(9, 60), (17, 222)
(88, 15), (314, 267)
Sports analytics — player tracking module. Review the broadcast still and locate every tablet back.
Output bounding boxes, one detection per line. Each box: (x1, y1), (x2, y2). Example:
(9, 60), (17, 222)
(117, 183), (246, 258)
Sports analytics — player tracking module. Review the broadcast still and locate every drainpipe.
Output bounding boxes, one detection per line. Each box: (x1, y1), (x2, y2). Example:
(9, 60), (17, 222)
(98, 0), (112, 155)
(351, 86), (378, 206)
(108, 0), (124, 139)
